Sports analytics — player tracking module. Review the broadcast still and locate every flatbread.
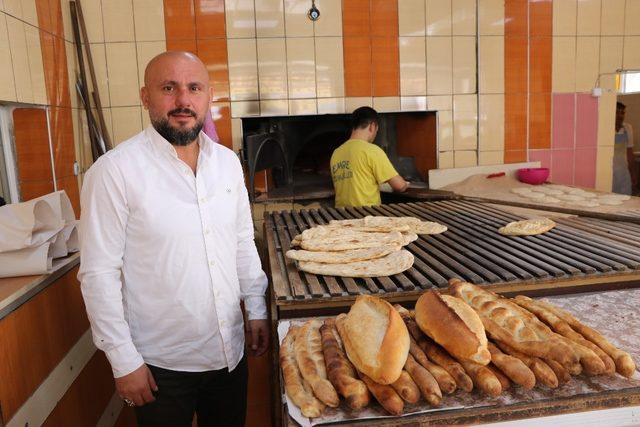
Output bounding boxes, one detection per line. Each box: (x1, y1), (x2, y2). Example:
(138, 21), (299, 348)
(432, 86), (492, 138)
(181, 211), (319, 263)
(511, 188), (533, 195)
(413, 221), (447, 235)
(571, 191), (597, 199)
(300, 230), (405, 251)
(556, 194), (586, 202)
(599, 194), (631, 201)
(363, 215), (421, 227)
(539, 196), (561, 204)
(531, 187), (564, 196)
(328, 218), (411, 232)
(297, 250), (415, 278)
(401, 232), (418, 245)
(498, 218), (556, 236)
(596, 198), (623, 206)
(572, 200), (600, 208)
(520, 191), (546, 199)
(286, 245), (400, 264)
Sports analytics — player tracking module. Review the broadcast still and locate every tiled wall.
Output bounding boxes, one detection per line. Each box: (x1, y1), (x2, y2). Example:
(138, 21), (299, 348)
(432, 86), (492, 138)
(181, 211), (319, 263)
(4, 1), (640, 207)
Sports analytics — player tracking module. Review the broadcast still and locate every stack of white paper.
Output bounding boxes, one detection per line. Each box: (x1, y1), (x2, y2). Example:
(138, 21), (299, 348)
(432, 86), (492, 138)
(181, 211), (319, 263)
(0, 191), (79, 278)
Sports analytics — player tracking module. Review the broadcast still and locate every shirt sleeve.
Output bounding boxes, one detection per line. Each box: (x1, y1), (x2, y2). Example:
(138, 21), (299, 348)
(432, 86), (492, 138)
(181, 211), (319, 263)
(77, 157), (145, 378)
(626, 123), (634, 148)
(370, 146), (400, 184)
(234, 158), (268, 320)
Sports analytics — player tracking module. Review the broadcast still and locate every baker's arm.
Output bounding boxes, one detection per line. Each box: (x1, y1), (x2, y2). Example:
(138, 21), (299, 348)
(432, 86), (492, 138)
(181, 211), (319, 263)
(387, 175), (409, 193)
(78, 157), (144, 378)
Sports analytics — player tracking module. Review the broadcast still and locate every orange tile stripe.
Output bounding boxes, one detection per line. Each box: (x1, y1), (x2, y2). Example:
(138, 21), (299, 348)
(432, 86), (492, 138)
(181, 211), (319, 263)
(343, 0), (400, 99)
(164, 0), (232, 149)
(504, 0), (553, 163)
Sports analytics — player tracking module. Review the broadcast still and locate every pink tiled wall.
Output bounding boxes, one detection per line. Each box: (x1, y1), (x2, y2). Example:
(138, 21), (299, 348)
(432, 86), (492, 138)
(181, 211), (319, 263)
(538, 93), (598, 187)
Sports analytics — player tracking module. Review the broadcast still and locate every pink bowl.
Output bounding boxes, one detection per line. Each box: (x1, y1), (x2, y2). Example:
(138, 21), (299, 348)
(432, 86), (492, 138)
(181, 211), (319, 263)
(517, 167), (549, 185)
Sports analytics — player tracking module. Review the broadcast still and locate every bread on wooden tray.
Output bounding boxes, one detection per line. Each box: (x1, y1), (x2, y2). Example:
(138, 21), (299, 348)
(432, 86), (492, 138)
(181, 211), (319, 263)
(335, 295), (410, 385)
(319, 319), (370, 410)
(414, 290), (491, 365)
(280, 283), (637, 419)
(280, 326), (326, 418)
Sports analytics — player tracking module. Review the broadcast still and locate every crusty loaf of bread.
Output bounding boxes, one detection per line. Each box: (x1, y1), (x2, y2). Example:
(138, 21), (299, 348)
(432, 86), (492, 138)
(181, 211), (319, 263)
(513, 296), (607, 375)
(295, 320), (340, 407)
(358, 372), (404, 415)
(319, 319), (370, 410)
(450, 280), (579, 369)
(522, 297), (637, 378)
(414, 290), (491, 365)
(335, 296), (410, 385)
(280, 326), (326, 418)
(487, 342), (535, 390)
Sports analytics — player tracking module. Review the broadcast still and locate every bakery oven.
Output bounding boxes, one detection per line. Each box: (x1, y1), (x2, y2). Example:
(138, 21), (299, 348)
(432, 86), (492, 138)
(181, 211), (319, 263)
(241, 111), (437, 201)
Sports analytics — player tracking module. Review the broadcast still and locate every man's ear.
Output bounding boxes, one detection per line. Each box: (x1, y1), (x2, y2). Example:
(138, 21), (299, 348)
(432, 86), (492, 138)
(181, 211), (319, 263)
(140, 87), (149, 110)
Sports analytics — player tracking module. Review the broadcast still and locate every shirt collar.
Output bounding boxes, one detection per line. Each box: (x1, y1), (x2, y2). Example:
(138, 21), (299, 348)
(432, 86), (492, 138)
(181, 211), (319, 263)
(145, 124), (215, 160)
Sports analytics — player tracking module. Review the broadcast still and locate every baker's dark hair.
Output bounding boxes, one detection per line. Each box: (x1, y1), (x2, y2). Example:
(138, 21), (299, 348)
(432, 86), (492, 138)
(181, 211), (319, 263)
(351, 106), (379, 130)
(617, 101), (626, 110)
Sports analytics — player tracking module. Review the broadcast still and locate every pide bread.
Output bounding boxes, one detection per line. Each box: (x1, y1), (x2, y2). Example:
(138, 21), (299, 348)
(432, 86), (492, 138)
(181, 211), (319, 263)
(414, 290), (491, 365)
(335, 296), (410, 385)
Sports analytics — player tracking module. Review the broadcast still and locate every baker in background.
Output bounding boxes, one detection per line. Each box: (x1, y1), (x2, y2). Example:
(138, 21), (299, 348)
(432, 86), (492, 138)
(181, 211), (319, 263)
(78, 51), (269, 426)
(613, 101), (637, 195)
(330, 107), (408, 207)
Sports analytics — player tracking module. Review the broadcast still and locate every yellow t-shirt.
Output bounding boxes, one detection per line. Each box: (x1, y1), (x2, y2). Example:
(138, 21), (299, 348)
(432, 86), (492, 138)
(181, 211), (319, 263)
(330, 139), (399, 208)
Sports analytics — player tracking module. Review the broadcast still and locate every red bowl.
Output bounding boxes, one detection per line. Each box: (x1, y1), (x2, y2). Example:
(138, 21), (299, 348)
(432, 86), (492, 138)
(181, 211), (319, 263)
(517, 167), (549, 185)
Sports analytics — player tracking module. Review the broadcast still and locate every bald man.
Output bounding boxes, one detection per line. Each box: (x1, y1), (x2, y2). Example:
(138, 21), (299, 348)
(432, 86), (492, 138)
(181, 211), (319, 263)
(78, 52), (269, 426)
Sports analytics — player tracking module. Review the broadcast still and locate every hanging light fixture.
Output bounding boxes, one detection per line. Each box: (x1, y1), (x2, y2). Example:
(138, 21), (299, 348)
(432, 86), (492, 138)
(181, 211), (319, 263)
(308, 0), (320, 21)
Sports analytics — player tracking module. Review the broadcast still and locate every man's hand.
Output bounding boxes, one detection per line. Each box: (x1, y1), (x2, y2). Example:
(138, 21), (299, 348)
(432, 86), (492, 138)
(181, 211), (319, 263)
(247, 319), (270, 356)
(115, 364), (158, 406)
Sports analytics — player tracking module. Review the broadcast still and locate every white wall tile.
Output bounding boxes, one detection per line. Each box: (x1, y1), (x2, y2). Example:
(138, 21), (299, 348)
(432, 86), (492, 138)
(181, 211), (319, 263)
(478, 36), (504, 94)
(399, 37), (426, 96)
(315, 37), (344, 97)
(227, 39), (259, 101)
(452, 36), (476, 94)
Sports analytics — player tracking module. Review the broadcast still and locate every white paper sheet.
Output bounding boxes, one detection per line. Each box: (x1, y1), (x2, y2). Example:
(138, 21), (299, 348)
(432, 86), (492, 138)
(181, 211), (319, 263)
(0, 191), (78, 278)
(0, 243), (53, 277)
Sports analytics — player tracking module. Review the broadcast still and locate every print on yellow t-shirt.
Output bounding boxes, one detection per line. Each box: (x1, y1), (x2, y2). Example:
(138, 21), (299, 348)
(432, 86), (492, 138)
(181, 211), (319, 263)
(330, 139), (399, 208)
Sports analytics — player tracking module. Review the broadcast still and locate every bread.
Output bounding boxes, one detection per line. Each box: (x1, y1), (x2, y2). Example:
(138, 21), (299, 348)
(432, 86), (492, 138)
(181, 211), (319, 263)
(319, 320), (370, 410)
(513, 296), (607, 375)
(286, 245), (400, 264)
(524, 298), (636, 378)
(397, 307), (473, 392)
(487, 342), (535, 390)
(544, 358), (571, 384)
(450, 280), (579, 369)
(487, 364), (511, 391)
(457, 360), (502, 397)
(408, 337), (456, 394)
(358, 372), (404, 415)
(495, 341), (558, 388)
(414, 290), (490, 365)
(297, 249), (414, 278)
(280, 326), (326, 418)
(329, 217), (412, 232)
(404, 354), (442, 406)
(299, 227), (405, 251)
(294, 320), (340, 407)
(498, 218), (556, 236)
(390, 371), (421, 404)
(335, 296), (410, 385)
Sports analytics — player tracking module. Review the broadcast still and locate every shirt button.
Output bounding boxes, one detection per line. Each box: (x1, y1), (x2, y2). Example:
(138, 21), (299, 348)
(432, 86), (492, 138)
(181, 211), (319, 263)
(204, 228), (210, 234)
(214, 289), (220, 297)
(199, 197), (206, 203)
(220, 320), (226, 327)
(209, 260), (215, 266)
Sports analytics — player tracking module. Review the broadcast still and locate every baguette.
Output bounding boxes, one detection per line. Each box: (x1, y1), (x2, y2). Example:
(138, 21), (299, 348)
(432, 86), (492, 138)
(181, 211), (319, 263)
(390, 371), (421, 404)
(528, 298), (636, 378)
(414, 290), (491, 365)
(487, 342), (535, 389)
(487, 364), (511, 391)
(404, 354), (442, 406)
(544, 358), (571, 384)
(280, 326), (326, 418)
(450, 280), (579, 368)
(359, 372), (404, 416)
(295, 320), (340, 407)
(457, 359), (502, 397)
(408, 338), (456, 394)
(397, 307), (473, 392)
(319, 320), (370, 410)
(336, 296), (410, 385)
(513, 296), (607, 375)
(496, 341), (558, 388)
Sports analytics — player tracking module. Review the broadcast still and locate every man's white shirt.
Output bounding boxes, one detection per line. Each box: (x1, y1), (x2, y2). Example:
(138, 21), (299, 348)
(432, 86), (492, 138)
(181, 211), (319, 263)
(78, 126), (268, 378)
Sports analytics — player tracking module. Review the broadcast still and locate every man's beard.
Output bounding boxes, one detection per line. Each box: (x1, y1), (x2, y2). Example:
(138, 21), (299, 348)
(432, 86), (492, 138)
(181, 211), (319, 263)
(152, 108), (204, 146)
